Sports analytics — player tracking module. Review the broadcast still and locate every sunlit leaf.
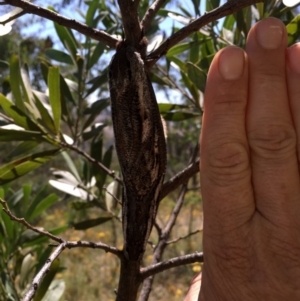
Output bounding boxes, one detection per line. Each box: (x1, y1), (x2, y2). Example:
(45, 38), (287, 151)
(0, 149), (60, 184)
(48, 67), (61, 133)
(105, 180), (119, 213)
(60, 152), (81, 181)
(10, 55), (25, 111)
(283, 0), (300, 7)
(286, 14), (300, 45)
(53, 19), (78, 62)
(0, 94), (36, 130)
(0, 8), (22, 36)
(33, 93), (56, 134)
(0, 128), (42, 141)
(158, 103), (189, 113)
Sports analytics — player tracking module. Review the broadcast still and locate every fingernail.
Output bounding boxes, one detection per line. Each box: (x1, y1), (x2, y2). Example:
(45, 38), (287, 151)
(288, 43), (300, 74)
(256, 18), (283, 50)
(219, 47), (244, 80)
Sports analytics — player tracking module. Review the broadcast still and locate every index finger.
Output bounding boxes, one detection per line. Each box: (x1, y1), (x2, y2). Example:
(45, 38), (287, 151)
(200, 46), (254, 234)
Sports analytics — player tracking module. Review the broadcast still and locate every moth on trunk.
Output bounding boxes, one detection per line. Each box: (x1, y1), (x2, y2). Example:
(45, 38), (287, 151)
(109, 40), (167, 261)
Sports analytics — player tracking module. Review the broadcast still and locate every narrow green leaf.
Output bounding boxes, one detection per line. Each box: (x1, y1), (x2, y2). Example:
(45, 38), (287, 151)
(48, 67), (61, 133)
(181, 71), (200, 102)
(45, 48), (73, 65)
(82, 123), (106, 141)
(33, 93), (56, 134)
(54, 21), (78, 62)
(9, 55), (25, 111)
(86, 70), (108, 96)
(167, 42), (193, 57)
(187, 62), (207, 93)
(61, 151), (81, 181)
(86, 0), (99, 27)
(167, 56), (186, 71)
(162, 111), (201, 121)
(286, 14), (300, 46)
(0, 128), (42, 141)
(73, 216), (112, 230)
(0, 95), (36, 130)
(87, 42), (105, 70)
(189, 33), (200, 63)
(29, 194), (59, 220)
(70, 200), (95, 210)
(158, 103), (189, 113)
(60, 75), (76, 105)
(0, 149), (60, 185)
(190, 0), (200, 15)
(149, 73), (172, 86)
(8, 141), (40, 159)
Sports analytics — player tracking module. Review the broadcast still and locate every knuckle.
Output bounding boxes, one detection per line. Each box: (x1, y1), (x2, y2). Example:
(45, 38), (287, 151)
(206, 141), (249, 186)
(249, 124), (296, 159)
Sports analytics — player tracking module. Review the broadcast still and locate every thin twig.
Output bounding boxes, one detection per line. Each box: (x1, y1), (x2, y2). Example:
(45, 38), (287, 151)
(160, 158), (200, 201)
(146, 0), (266, 66)
(166, 229), (202, 245)
(22, 243), (66, 301)
(0, 198), (121, 257)
(0, 112), (14, 123)
(52, 240), (121, 256)
(0, 198), (64, 243)
(3, 0), (118, 48)
(155, 64), (196, 105)
(140, 252), (203, 280)
(102, 185), (122, 206)
(59, 142), (123, 184)
(141, 0), (167, 32)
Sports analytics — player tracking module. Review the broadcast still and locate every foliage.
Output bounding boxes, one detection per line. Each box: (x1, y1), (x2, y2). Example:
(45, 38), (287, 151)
(0, 184), (65, 301)
(0, 0), (299, 300)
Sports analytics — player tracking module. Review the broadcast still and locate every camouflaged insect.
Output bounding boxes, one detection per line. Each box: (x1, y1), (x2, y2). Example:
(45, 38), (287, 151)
(109, 40), (166, 261)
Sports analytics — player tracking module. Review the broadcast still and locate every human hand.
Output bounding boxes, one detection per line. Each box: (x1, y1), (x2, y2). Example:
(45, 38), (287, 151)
(186, 17), (300, 301)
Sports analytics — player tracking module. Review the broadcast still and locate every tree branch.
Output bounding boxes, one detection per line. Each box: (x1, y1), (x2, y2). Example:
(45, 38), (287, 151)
(160, 158), (199, 201)
(3, 0), (118, 48)
(117, 0), (142, 46)
(140, 252), (203, 280)
(146, 0), (267, 66)
(141, 0), (167, 32)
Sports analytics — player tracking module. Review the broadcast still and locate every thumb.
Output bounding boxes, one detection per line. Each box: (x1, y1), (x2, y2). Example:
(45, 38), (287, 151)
(183, 273), (202, 301)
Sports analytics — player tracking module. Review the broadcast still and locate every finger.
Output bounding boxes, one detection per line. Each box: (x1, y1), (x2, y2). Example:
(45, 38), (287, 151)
(246, 18), (300, 220)
(183, 273), (202, 301)
(200, 46), (254, 234)
(287, 44), (300, 170)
